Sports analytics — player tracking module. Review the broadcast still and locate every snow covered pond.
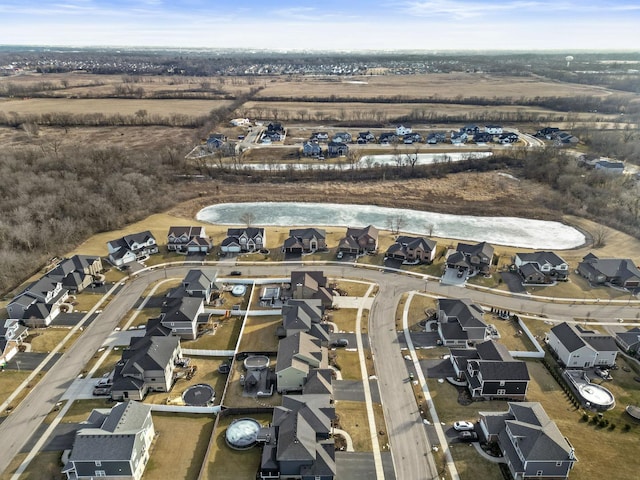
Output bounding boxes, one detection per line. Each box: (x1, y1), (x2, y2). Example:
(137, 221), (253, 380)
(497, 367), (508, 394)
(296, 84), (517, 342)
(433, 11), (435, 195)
(196, 202), (586, 249)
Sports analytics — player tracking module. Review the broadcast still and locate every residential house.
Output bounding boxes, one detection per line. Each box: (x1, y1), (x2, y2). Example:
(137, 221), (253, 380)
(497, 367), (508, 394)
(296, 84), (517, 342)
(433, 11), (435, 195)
(0, 319), (28, 366)
(267, 122), (285, 135)
(230, 118), (250, 126)
(107, 231), (158, 267)
(168, 268), (218, 303)
(485, 125), (503, 134)
(332, 132), (352, 143)
(536, 127), (560, 139)
(462, 124), (480, 135)
(45, 255), (103, 294)
(337, 225), (379, 255)
(302, 141), (322, 157)
(275, 331), (326, 393)
(577, 253), (640, 289)
(450, 340), (530, 401)
(547, 322), (618, 368)
(594, 160), (624, 175)
(426, 132), (446, 144)
(403, 132), (422, 144)
(378, 132), (398, 145)
(282, 228), (327, 255)
(290, 271), (334, 308)
(514, 251), (569, 284)
(357, 131), (375, 144)
(450, 131), (467, 144)
(263, 130), (284, 142)
(449, 241), (494, 274)
(206, 133), (227, 150)
(221, 227), (266, 253)
(110, 335), (182, 401)
(167, 226), (212, 254)
(497, 132), (519, 144)
(396, 125), (412, 136)
(310, 132), (329, 141)
(281, 298), (329, 344)
(473, 132), (494, 143)
(436, 298), (491, 347)
(7, 277), (69, 327)
(555, 131), (578, 146)
(327, 141), (348, 157)
(479, 402), (577, 480)
(159, 296), (205, 340)
(62, 401), (155, 480)
(386, 235), (436, 264)
(258, 384), (336, 480)
(615, 327), (640, 357)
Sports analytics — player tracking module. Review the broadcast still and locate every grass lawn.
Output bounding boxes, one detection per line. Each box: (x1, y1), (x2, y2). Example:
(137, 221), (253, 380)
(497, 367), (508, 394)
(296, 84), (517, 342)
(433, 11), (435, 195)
(490, 317), (537, 352)
(145, 412), (215, 480)
(141, 278), (182, 298)
(335, 400), (380, 451)
(119, 307), (162, 329)
(182, 315), (243, 351)
(205, 413), (272, 480)
(145, 356), (228, 406)
(524, 360), (640, 480)
(372, 402), (390, 452)
(415, 346), (449, 360)
(450, 443), (503, 480)
(407, 294), (436, 331)
(519, 317), (555, 341)
(237, 315), (281, 352)
(70, 290), (107, 312)
(82, 348), (122, 377)
(28, 327), (81, 353)
(62, 398), (114, 423)
(328, 308), (357, 332)
(332, 280), (374, 297)
(0, 451), (63, 480)
(331, 349), (362, 381)
(526, 274), (628, 301)
(0, 370), (32, 412)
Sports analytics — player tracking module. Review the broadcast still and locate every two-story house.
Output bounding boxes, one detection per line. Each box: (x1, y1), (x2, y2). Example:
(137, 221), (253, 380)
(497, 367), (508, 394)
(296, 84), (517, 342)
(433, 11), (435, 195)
(447, 241), (494, 275)
(282, 228), (327, 255)
(107, 231), (158, 267)
(436, 298), (491, 347)
(450, 340), (530, 401)
(159, 296), (205, 340)
(62, 401), (155, 480)
(479, 402), (577, 480)
(221, 227), (266, 253)
(514, 251), (569, 284)
(385, 236), (437, 264)
(290, 271), (334, 308)
(275, 331), (326, 393)
(167, 226), (212, 254)
(7, 277), (69, 327)
(337, 225), (379, 255)
(281, 298), (329, 344)
(547, 322), (618, 368)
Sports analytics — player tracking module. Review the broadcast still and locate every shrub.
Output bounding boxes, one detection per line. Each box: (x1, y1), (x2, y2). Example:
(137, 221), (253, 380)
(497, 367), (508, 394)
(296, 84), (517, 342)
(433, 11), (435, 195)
(623, 424), (631, 432)
(582, 413), (589, 422)
(609, 423), (616, 431)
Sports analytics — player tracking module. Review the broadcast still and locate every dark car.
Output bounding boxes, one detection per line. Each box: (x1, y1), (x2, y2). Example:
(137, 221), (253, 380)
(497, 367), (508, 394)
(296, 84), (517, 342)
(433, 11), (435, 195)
(458, 431), (478, 442)
(229, 270), (242, 276)
(331, 338), (349, 348)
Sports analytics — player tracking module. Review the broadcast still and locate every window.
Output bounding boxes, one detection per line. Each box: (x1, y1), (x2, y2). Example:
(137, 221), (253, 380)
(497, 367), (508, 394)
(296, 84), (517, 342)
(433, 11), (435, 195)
(95, 461), (102, 467)
(556, 461), (563, 466)
(497, 389), (506, 395)
(499, 380), (505, 387)
(95, 471), (106, 477)
(536, 471), (543, 476)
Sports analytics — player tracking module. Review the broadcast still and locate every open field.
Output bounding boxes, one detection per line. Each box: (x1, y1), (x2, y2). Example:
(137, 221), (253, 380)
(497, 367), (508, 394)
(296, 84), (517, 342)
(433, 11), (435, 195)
(145, 412), (215, 480)
(205, 413), (273, 480)
(0, 98), (232, 117)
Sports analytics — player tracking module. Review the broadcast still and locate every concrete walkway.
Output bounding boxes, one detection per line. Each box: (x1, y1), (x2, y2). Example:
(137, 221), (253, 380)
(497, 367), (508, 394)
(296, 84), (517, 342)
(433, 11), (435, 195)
(334, 295), (375, 309)
(333, 428), (355, 452)
(355, 283), (385, 480)
(403, 291), (460, 480)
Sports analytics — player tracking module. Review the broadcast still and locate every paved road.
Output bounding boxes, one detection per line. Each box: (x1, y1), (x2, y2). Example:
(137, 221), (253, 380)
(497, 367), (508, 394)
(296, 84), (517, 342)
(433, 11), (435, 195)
(2, 262), (639, 478)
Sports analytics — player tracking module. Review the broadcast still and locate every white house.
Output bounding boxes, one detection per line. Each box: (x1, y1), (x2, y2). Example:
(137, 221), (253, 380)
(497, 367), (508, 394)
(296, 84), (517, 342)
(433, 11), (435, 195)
(514, 251), (569, 282)
(107, 231), (158, 267)
(395, 125), (412, 136)
(485, 125), (503, 134)
(548, 322), (618, 368)
(230, 118), (250, 127)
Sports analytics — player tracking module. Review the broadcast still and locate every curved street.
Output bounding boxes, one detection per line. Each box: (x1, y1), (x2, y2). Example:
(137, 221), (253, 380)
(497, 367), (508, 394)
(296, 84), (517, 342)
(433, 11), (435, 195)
(1, 262), (639, 478)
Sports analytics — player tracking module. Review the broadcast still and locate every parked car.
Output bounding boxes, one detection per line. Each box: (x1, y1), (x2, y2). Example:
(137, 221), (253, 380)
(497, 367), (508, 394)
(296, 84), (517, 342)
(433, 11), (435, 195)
(229, 270), (242, 276)
(336, 251), (344, 259)
(93, 387), (111, 396)
(332, 338), (349, 348)
(458, 431), (478, 442)
(453, 421), (475, 431)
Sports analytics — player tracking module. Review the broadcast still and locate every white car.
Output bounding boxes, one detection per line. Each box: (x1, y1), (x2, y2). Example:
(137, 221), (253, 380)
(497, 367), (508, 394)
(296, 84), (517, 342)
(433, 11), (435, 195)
(453, 421), (475, 431)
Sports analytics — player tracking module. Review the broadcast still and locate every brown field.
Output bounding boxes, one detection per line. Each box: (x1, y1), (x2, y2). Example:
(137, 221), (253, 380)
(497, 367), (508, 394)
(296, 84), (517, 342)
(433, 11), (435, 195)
(145, 412), (215, 480)
(255, 73), (621, 100)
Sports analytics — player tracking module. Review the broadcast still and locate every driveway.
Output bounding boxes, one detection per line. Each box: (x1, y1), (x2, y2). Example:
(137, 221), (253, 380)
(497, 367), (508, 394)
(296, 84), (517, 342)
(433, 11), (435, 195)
(419, 358), (456, 379)
(334, 379), (381, 404)
(336, 452), (396, 480)
(500, 272), (527, 294)
(441, 267), (466, 286)
(3, 352), (62, 372)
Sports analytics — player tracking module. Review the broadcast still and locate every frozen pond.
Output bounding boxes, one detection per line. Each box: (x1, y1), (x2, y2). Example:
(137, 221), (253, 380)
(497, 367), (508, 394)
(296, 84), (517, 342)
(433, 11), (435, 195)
(220, 152), (491, 171)
(197, 202), (586, 249)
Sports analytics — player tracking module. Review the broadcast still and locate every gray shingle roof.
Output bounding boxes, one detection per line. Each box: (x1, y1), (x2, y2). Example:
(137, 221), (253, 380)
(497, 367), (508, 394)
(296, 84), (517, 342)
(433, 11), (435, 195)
(550, 322), (586, 353)
(516, 251), (567, 267)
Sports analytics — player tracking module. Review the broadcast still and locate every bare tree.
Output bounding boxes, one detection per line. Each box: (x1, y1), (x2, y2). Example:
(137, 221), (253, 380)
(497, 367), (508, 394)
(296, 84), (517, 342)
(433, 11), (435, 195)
(386, 214), (407, 235)
(240, 211), (256, 227)
(425, 223), (435, 237)
(593, 226), (609, 248)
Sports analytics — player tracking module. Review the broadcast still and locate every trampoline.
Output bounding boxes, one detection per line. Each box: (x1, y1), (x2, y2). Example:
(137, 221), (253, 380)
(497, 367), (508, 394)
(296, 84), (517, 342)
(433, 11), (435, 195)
(182, 383), (215, 406)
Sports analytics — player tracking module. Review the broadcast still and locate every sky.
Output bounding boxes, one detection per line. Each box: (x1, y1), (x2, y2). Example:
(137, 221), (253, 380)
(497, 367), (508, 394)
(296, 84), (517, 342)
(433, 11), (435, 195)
(0, 0), (639, 51)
